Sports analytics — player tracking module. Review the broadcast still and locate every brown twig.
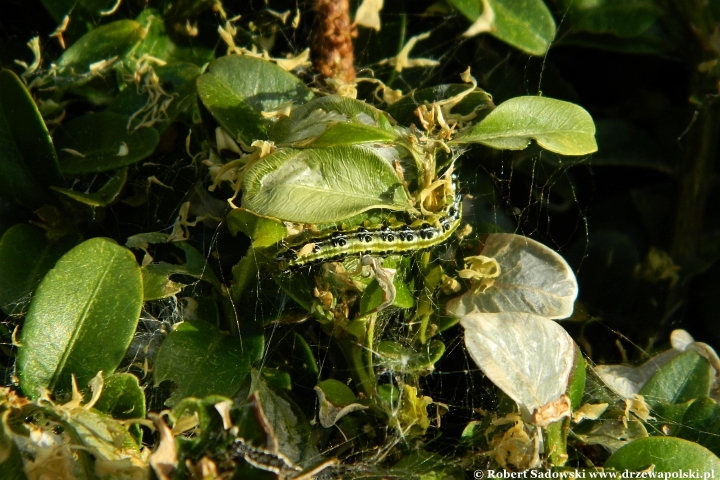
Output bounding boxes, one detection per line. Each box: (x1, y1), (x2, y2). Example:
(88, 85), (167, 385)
(312, 0), (357, 83)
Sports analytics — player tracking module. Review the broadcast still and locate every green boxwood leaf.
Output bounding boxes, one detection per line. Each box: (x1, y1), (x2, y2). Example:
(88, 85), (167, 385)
(0, 224), (79, 315)
(94, 373), (146, 420)
(451, 96), (598, 155)
(679, 397), (720, 456)
(227, 208), (287, 248)
(52, 168), (128, 207)
(639, 350), (713, 407)
(316, 379), (358, 407)
(270, 95), (397, 147)
(558, 0), (662, 38)
(93, 372), (146, 445)
(604, 437), (720, 472)
(196, 55), (314, 146)
(452, 0), (556, 56)
(196, 72), (269, 145)
(0, 69), (61, 208)
(16, 238), (143, 399)
(241, 146), (412, 223)
(56, 20), (145, 76)
(154, 320), (251, 406)
(55, 112), (160, 175)
(567, 346), (587, 410)
(202, 55), (314, 114)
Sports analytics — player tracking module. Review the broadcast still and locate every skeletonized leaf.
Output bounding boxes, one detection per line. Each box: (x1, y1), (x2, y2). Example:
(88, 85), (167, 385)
(461, 312), (575, 419)
(446, 234), (578, 320)
(451, 96), (597, 155)
(241, 145), (411, 223)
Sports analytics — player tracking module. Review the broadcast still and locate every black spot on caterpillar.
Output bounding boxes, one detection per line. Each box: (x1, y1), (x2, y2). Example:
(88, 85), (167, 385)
(276, 193), (462, 273)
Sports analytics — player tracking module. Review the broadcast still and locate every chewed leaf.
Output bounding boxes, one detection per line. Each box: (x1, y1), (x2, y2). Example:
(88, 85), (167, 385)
(154, 321), (251, 406)
(270, 96), (397, 147)
(446, 233), (578, 320)
(461, 312), (575, 419)
(55, 20), (145, 76)
(241, 145), (412, 223)
(451, 96), (597, 155)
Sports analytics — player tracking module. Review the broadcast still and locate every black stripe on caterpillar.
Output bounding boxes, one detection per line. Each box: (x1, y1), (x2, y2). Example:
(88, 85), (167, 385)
(276, 195), (462, 273)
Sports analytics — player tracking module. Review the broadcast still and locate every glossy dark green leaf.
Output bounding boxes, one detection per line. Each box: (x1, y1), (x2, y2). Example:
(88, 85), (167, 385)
(17, 238), (143, 399)
(316, 379), (358, 406)
(154, 320), (251, 406)
(196, 72), (269, 145)
(241, 146), (411, 223)
(94, 373), (146, 420)
(202, 55), (314, 114)
(269, 95), (397, 147)
(56, 20), (145, 76)
(567, 346), (587, 409)
(0, 69), (61, 208)
(93, 372), (146, 445)
(0, 224), (79, 315)
(605, 437), (720, 472)
(451, 0), (556, 56)
(52, 168), (128, 207)
(639, 350), (713, 407)
(55, 112), (160, 175)
(679, 397), (720, 456)
(558, 0), (662, 38)
(451, 96), (598, 155)
(226, 208), (287, 248)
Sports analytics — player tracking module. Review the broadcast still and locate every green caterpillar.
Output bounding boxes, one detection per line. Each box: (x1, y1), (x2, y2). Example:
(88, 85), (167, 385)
(276, 193), (462, 273)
